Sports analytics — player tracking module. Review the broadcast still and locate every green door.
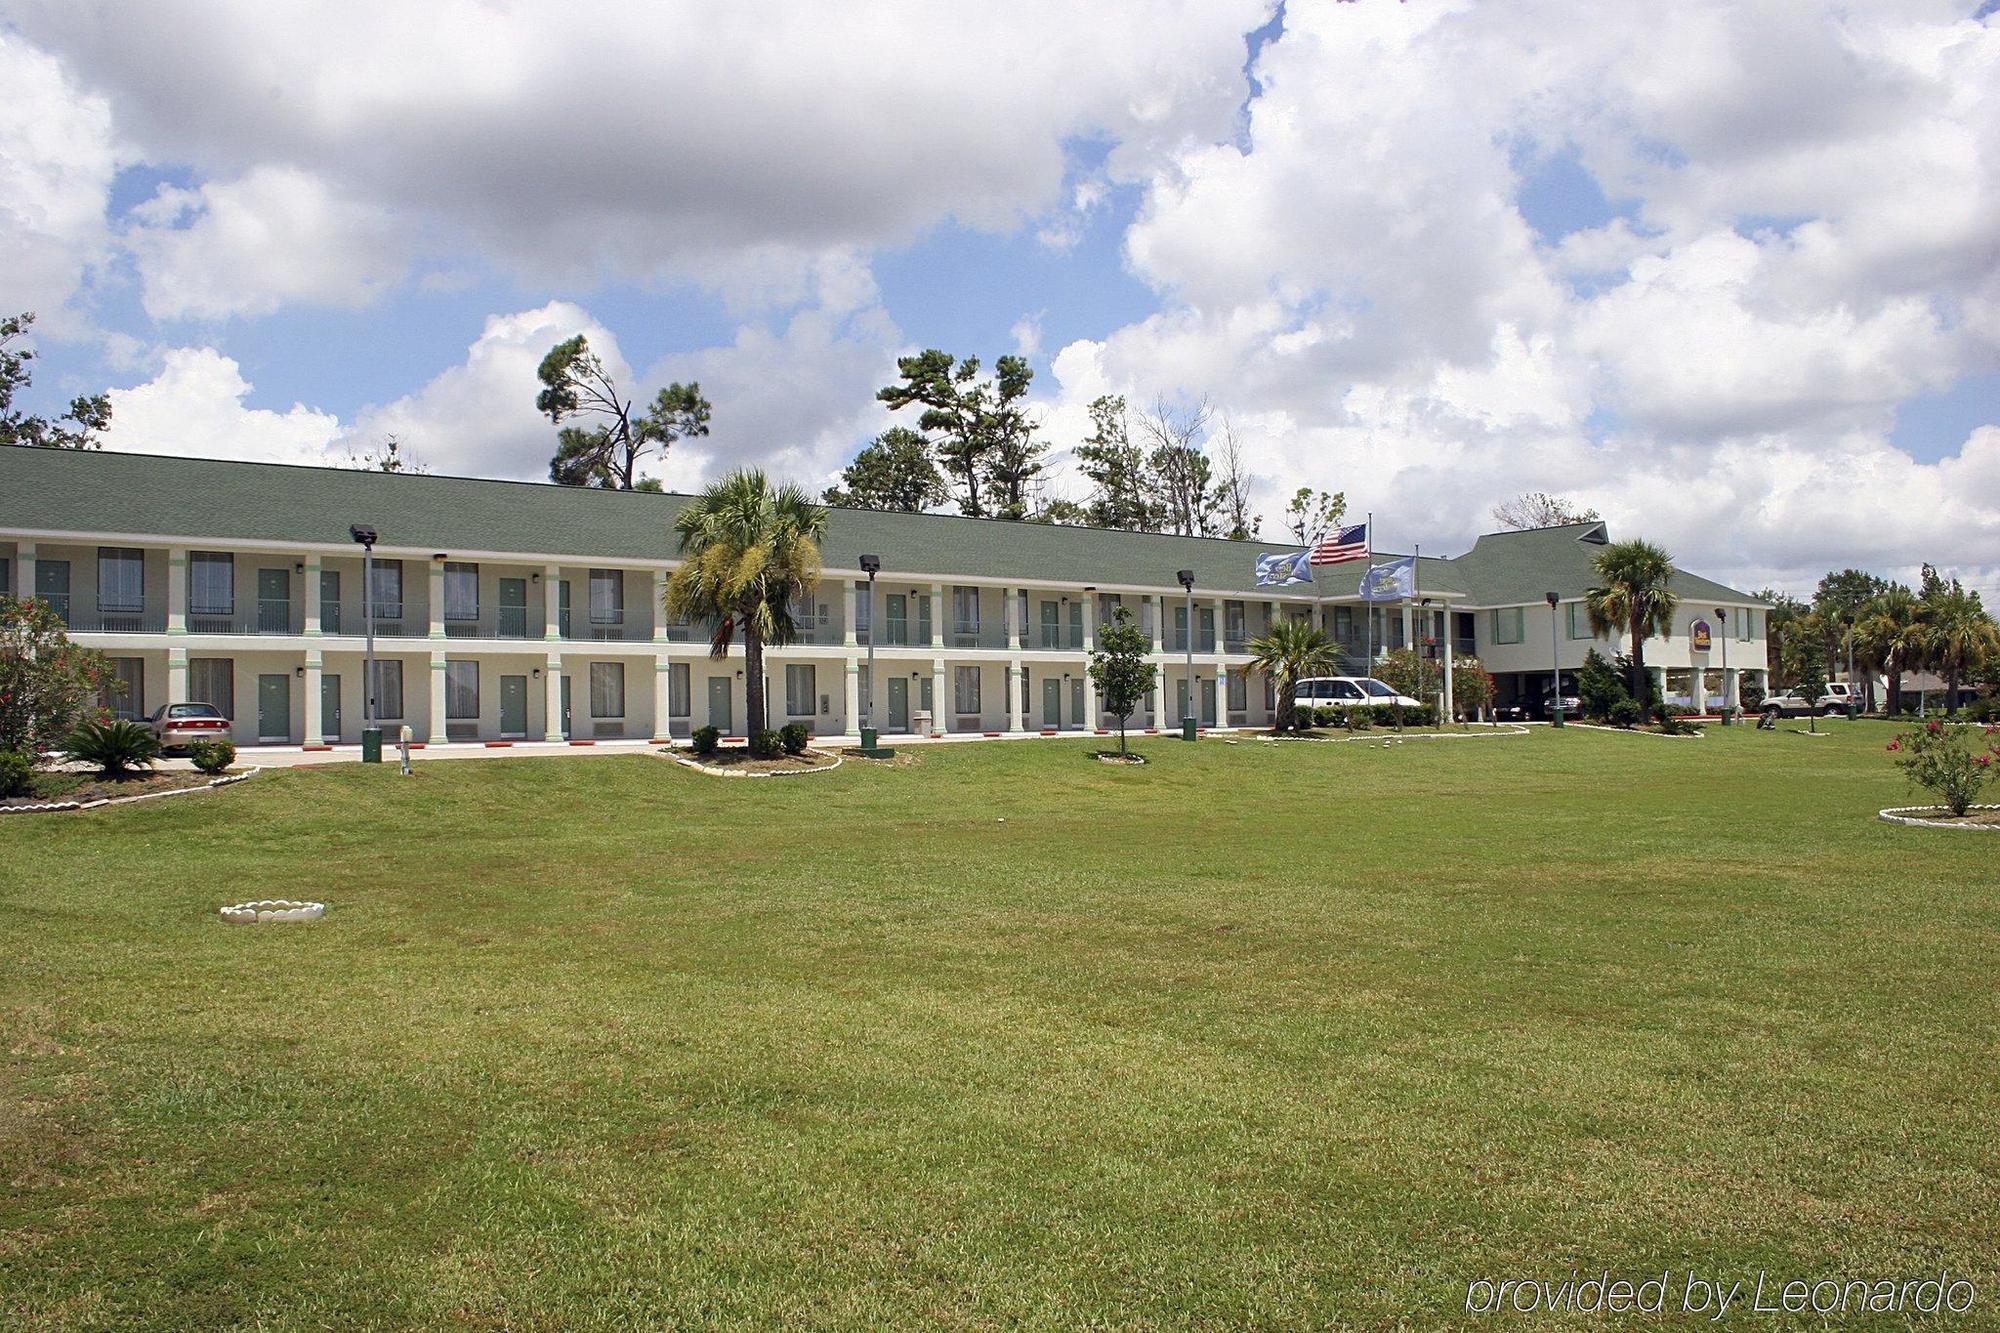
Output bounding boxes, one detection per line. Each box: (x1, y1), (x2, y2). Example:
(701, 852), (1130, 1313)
(258, 568), (290, 633)
(499, 675), (527, 737)
(321, 673), (342, 742)
(885, 594), (907, 645)
(887, 676), (909, 731)
(560, 675), (572, 739)
(1040, 600), (1060, 648)
(1069, 601), (1084, 648)
(257, 673), (290, 742)
(1071, 677), (1085, 728)
(498, 578), (528, 637)
(915, 594), (932, 646)
(35, 559), (70, 623)
(1201, 678), (1217, 727)
(707, 677), (733, 732)
(1042, 676), (1061, 727)
(319, 569), (341, 634)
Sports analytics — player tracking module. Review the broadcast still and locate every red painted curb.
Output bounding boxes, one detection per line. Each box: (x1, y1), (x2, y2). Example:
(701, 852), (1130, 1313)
(982, 730), (1001, 737)
(484, 741), (513, 748)
(567, 739), (596, 746)
(301, 744), (333, 751)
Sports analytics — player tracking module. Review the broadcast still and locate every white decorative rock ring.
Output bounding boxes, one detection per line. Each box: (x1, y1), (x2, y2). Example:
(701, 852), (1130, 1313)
(220, 899), (327, 924)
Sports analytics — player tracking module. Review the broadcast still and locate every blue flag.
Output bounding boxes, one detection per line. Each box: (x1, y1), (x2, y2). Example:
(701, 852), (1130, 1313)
(1255, 549), (1314, 587)
(1359, 556), (1415, 602)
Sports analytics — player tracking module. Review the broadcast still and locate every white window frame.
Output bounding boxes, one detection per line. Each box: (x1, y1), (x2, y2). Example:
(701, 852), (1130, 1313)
(445, 660), (479, 719)
(97, 547), (145, 614)
(589, 661), (626, 718)
(953, 665), (981, 715)
(443, 562), (480, 623)
(189, 552), (234, 616)
(1491, 606), (1525, 645)
(785, 663), (816, 717)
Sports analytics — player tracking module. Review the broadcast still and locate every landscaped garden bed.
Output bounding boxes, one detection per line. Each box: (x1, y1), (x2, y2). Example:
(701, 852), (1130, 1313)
(3, 769), (223, 809)
(667, 723), (841, 777)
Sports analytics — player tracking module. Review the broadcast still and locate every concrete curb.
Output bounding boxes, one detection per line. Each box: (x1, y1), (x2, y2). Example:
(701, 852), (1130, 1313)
(1565, 723), (1705, 740)
(1254, 726), (1531, 745)
(662, 748), (844, 780)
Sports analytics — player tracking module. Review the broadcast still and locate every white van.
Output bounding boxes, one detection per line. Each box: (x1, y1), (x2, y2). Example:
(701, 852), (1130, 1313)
(1296, 676), (1424, 709)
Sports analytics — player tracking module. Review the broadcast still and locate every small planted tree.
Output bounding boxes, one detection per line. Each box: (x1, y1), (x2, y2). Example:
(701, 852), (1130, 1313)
(1, 595), (114, 754)
(66, 719), (159, 778)
(1450, 653), (1494, 721)
(1087, 608), (1155, 758)
(1887, 722), (2000, 818)
(1245, 619), (1341, 734)
(1576, 649), (1628, 722)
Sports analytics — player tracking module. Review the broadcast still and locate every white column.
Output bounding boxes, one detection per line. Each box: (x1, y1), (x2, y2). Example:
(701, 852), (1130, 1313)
(1150, 595), (1165, 651)
(1005, 588), (1020, 650)
(303, 651), (323, 745)
(13, 543), (32, 603)
(652, 659), (673, 741)
(842, 580), (857, 648)
(165, 546), (186, 635)
(843, 659), (861, 736)
(1442, 622), (1456, 721)
(1211, 597), (1226, 652)
(302, 554), (322, 636)
(1653, 665), (1668, 706)
(1007, 660), (1023, 732)
(1083, 594), (1097, 654)
(932, 583), (948, 646)
(652, 569), (672, 642)
(932, 657), (948, 735)
(1083, 666), (1098, 730)
(543, 654), (564, 741)
(1401, 599), (1415, 656)
(427, 561), (446, 640)
(1693, 667), (1708, 714)
(167, 646), (189, 705)
(428, 650), (448, 742)
(1725, 667), (1741, 711)
(1149, 672), (1164, 729)
(542, 565), (562, 641)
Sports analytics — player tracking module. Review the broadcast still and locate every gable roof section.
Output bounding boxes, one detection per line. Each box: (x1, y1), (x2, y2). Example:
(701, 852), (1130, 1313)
(0, 444), (1341, 595)
(1439, 522), (1767, 607)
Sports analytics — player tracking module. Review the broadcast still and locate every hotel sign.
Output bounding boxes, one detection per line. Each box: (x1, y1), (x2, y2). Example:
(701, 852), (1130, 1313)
(1690, 619), (1713, 653)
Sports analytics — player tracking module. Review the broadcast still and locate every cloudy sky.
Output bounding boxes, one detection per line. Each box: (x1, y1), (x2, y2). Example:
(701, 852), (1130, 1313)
(4, 0), (1997, 597)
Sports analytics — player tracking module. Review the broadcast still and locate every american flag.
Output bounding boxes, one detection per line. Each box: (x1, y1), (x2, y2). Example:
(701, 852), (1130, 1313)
(1309, 523), (1369, 566)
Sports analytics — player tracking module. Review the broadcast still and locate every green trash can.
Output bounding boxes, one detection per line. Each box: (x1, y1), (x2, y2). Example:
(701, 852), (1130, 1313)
(859, 726), (878, 753)
(1181, 717), (1198, 742)
(1845, 702), (1859, 720)
(361, 726), (383, 764)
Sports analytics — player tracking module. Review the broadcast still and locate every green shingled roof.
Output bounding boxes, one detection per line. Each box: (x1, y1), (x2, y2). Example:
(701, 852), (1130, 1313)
(0, 445), (1760, 605)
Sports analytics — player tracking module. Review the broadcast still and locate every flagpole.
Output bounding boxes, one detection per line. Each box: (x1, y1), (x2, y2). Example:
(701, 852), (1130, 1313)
(1413, 542), (1423, 717)
(1362, 511), (1373, 672)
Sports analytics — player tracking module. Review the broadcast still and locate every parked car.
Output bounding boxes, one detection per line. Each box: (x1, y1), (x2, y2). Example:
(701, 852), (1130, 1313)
(145, 702), (232, 752)
(1759, 690), (1820, 719)
(1819, 682), (1859, 714)
(1296, 676), (1424, 709)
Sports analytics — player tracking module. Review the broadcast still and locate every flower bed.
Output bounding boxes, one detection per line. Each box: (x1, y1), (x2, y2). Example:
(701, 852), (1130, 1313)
(0, 768), (256, 815)
(1877, 804), (2000, 830)
(663, 747), (841, 779)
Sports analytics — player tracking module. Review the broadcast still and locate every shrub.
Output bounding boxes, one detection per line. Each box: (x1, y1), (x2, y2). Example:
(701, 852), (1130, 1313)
(1370, 705), (1403, 728)
(779, 722), (810, 755)
(188, 737), (236, 774)
(1966, 696), (2000, 724)
(1, 595), (115, 753)
(1400, 703), (1436, 727)
(66, 719), (160, 777)
(1739, 681), (1766, 712)
(0, 748), (37, 797)
(749, 729), (783, 760)
(1607, 698), (1644, 729)
(691, 725), (721, 757)
(1577, 649), (1629, 722)
(1345, 707), (1372, 731)
(1657, 703), (1695, 735)
(1310, 705), (1338, 728)
(1887, 721), (1999, 817)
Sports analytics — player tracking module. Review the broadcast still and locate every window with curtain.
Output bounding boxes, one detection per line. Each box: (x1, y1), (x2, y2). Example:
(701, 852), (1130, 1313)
(785, 664), (816, 716)
(369, 660), (404, 718)
(953, 665), (980, 714)
(189, 658), (234, 715)
(669, 663), (691, 717)
(952, 586), (979, 634)
(97, 548), (144, 613)
(1738, 609), (1756, 641)
(1228, 669), (1247, 710)
(445, 660), (479, 719)
(590, 662), (625, 717)
(588, 570), (624, 625)
(1491, 607), (1525, 645)
(189, 552), (234, 615)
(1565, 601), (1593, 640)
(853, 582), (871, 641)
(101, 657), (144, 719)
(368, 560), (404, 619)
(443, 562), (479, 622)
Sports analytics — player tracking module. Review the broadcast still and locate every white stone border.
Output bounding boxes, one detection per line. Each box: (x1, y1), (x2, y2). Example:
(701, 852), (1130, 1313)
(662, 747), (844, 780)
(1877, 803), (2000, 830)
(0, 767), (259, 815)
(1091, 750), (1149, 765)
(220, 898), (326, 923)
(1565, 722), (1705, 740)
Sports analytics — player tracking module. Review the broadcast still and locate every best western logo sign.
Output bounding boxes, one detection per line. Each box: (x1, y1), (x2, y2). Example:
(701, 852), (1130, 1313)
(1690, 619), (1713, 652)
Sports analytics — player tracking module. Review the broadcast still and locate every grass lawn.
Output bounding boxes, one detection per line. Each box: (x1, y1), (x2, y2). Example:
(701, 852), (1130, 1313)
(3, 723), (1995, 1327)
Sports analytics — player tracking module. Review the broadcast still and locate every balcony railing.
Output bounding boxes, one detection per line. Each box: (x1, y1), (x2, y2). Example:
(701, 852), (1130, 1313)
(320, 603), (425, 637)
(59, 608), (168, 633)
(570, 612), (636, 641)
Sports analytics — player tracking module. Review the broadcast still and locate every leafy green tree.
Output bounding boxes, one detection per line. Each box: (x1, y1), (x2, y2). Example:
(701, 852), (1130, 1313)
(536, 335), (710, 491)
(0, 312), (111, 449)
(1491, 492), (1598, 530)
(1087, 607), (1156, 757)
(0, 595), (113, 753)
(1576, 648), (1628, 721)
(1449, 652), (1494, 721)
(665, 470), (826, 736)
(1074, 395), (1160, 531)
(1244, 619), (1341, 734)
(1585, 539), (1679, 707)
(1921, 578), (1999, 718)
(1029, 498), (1090, 526)
(1283, 487), (1347, 544)
(823, 427), (945, 511)
(1856, 583), (1923, 714)
(877, 349), (1036, 518)
(1757, 590), (1812, 688)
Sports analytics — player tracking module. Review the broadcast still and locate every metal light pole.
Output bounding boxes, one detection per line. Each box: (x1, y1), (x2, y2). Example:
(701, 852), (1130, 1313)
(1177, 568), (1197, 741)
(1544, 590), (1563, 727)
(1842, 612), (1858, 718)
(350, 524), (381, 762)
(1716, 607), (1731, 724)
(859, 554), (880, 752)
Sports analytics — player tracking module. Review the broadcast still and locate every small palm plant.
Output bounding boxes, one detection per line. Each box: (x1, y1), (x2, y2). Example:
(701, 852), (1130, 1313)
(66, 719), (160, 778)
(1245, 619), (1341, 734)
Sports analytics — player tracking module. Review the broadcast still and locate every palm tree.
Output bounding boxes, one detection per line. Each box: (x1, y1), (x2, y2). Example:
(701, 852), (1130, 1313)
(665, 469), (826, 736)
(1856, 584), (1923, 716)
(1922, 585), (1999, 718)
(1585, 539), (1679, 708)
(1243, 619), (1341, 733)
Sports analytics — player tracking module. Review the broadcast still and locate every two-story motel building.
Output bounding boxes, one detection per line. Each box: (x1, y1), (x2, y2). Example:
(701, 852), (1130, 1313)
(0, 446), (1771, 746)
